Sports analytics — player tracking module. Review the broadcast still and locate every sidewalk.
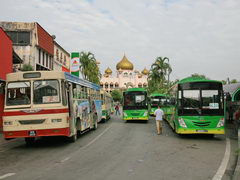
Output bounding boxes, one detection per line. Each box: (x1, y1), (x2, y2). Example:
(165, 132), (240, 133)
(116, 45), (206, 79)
(233, 127), (240, 180)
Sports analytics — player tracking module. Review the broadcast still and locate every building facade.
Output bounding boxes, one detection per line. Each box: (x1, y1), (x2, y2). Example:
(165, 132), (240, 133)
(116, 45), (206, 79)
(100, 55), (148, 92)
(0, 27), (13, 131)
(53, 41), (70, 72)
(0, 22), (54, 71)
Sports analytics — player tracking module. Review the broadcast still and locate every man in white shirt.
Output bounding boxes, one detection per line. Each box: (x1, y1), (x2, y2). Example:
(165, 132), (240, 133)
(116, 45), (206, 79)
(154, 105), (164, 135)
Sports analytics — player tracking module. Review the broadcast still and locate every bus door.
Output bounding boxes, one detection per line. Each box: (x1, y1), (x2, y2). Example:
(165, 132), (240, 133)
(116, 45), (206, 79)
(66, 82), (76, 136)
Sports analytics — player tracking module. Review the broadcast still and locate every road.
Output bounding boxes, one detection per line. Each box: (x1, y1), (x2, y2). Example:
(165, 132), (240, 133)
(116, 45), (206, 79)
(0, 115), (229, 180)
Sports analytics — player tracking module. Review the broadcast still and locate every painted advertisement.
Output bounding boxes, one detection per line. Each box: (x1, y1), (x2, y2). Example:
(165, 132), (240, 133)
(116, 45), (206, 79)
(71, 52), (80, 77)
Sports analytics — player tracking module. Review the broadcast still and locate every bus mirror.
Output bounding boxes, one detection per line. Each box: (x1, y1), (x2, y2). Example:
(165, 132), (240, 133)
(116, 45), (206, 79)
(0, 83), (5, 94)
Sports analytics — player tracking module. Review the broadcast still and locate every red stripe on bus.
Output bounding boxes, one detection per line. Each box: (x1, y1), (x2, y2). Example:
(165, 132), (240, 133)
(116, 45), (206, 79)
(3, 108), (69, 116)
(3, 127), (70, 138)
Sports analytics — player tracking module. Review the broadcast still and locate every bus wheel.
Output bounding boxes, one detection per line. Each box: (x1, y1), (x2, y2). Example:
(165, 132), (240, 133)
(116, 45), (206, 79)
(25, 137), (35, 146)
(68, 133), (77, 143)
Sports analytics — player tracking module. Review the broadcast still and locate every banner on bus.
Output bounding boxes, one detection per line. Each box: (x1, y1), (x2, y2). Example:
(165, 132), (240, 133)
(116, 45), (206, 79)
(71, 52), (80, 77)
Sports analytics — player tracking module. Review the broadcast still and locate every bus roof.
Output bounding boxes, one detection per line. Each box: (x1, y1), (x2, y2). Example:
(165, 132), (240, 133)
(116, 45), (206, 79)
(6, 71), (100, 90)
(178, 77), (222, 84)
(124, 88), (147, 92)
(150, 93), (168, 97)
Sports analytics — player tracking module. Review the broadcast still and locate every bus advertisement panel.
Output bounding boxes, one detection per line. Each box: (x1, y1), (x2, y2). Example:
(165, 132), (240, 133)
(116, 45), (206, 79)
(123, 88), (149, 121)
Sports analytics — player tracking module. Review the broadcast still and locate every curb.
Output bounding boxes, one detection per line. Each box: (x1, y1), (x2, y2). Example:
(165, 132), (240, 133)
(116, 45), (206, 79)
(233, 128), (240, 180)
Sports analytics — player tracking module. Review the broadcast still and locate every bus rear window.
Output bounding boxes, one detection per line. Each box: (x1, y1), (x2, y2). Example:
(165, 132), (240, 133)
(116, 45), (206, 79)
(6, 81), (31, 106)
(33, 80), (60, 104)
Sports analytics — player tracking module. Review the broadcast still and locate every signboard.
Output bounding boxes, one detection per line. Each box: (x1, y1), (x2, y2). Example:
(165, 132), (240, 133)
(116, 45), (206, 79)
(71, 52), (80, 77)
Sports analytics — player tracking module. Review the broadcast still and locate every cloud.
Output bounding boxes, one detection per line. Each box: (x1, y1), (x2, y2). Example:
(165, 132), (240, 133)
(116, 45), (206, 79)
(0, 0), (240, 80)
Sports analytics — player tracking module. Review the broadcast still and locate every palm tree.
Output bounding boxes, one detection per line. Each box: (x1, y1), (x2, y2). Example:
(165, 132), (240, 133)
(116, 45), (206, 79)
(148, 57), (172, 93)
(79, 51), (100, 84)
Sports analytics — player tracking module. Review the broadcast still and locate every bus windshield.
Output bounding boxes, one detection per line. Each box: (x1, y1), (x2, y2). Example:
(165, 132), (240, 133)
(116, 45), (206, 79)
(6, 81), (31, 106)
(178, 82), (223, 116)
(33, 80), (60, 104)
(150, 96), (167, 107)
(123, 91), (147, 110)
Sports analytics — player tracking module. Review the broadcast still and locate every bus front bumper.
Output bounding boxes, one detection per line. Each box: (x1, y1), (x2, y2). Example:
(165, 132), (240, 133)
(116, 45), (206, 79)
(123, 117), (149, 120)
(176, 128), (225, 134)
(3, 127), (70, 138)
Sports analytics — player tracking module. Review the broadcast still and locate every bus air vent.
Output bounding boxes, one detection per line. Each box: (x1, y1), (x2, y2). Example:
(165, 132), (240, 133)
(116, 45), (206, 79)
(193, 121), (211, 127)
(19, 119), (45, 125)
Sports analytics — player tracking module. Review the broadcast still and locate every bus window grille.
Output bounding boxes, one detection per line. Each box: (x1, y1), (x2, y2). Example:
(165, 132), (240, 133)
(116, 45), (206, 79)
(192, 121), (211, 127)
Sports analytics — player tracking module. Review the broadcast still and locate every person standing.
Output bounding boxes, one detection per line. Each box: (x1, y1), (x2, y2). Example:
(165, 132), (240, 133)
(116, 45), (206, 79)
(154, 105), (164, 135)
(115, 104), (120, 116)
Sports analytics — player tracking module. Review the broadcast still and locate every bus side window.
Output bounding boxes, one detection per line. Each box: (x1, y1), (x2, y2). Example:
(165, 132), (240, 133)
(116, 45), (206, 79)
(72, 84), (77, 99)
(61, 80), (67, 106)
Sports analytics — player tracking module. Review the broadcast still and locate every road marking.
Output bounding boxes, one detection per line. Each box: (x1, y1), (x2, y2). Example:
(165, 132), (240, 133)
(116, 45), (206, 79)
(212, 138), (231, 180)
(83, 125), (112, 149)
(60, 157), (70, 163)
(58, 125), (112, 165)
(0, 173), (16, 179)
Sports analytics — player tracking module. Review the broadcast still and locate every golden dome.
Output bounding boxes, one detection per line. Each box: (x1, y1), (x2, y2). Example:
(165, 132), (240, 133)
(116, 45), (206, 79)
(142, 68), (149, 75)
(105, 67), (112, 74)
(138, 73), (143, 78)
(116, 55), (134, 70)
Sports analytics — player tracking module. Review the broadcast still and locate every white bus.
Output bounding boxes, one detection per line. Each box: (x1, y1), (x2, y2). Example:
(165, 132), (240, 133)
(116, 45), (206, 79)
(3, 71), (102, 145)
(100, 90), (113, 122)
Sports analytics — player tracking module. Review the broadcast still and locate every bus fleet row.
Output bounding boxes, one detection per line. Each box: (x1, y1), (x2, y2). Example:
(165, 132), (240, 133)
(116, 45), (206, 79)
(2, 71), (225, 145)
(122, 77), (225, 136)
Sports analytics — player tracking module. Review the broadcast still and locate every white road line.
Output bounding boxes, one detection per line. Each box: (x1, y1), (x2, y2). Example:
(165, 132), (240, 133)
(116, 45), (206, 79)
(83, 125), (112, 149)
(58, 125), (112, 164)
(0, 173), (16, 179)
(212, 138), (231, 180)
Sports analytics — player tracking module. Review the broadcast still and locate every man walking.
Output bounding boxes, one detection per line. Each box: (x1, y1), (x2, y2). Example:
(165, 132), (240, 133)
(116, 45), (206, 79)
(154, 105), (164, 135)
(115, 104), (120, 116)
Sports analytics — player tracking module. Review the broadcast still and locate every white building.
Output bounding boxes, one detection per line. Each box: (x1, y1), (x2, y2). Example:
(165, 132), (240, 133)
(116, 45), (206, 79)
(100, 55), (149, 92)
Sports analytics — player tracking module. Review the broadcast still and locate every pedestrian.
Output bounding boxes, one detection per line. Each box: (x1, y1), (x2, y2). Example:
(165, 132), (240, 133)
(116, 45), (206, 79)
(115, 104), (120, 116)
(154, 105), (164, 135)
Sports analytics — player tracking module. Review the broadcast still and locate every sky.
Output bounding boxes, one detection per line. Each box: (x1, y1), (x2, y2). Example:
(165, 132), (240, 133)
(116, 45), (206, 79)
(0, 0), (240, 81)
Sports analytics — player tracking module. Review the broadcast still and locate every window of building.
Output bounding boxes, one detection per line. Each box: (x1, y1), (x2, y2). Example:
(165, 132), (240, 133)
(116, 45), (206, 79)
(42, 52), (45, 66)
(64, 55), (66, 65)
(46, 54), (49, 68)
(38, 49), (41, 64)
(60, 52), (62, 63)
(7, 31), (30, 45)
(56, 49), (59, 60)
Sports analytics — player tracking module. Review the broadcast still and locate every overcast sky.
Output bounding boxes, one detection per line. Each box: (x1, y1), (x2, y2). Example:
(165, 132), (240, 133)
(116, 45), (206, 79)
(1, 0), (240, 81)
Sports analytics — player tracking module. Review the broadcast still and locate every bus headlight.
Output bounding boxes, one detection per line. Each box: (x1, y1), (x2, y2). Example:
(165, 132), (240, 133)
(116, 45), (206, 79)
(217, 118), (224, 128)
(51, 119), (62, 123)
(178, 118), (187, 128)
(4, 121), (13, 125)
(143, 111), (148, 116)
(123, 112), (127, 117)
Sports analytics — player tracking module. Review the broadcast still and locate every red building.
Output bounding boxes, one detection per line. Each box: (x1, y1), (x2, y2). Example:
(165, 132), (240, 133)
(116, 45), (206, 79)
(0, 27), (13, 131)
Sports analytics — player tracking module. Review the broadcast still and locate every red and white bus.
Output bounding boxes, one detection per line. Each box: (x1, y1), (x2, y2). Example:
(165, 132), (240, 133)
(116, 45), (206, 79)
(3, 71), (102, 145)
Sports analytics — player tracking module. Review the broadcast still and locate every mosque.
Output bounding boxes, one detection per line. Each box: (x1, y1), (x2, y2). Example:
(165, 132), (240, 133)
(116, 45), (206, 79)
(100, 55), (149, 92)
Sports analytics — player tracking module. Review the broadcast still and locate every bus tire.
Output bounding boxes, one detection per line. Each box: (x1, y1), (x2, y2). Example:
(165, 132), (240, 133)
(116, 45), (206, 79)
(25, 137), (35, 146)
(68, 133), (77, 143)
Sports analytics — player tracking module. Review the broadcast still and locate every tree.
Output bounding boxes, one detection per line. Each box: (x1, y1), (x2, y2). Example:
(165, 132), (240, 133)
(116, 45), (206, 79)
(147, 57), (172, 94)
(79, 51), (100, 84)
(111, 90), (122, 102)
(231, 79), (238, 84)
(189, 73), (208, 79)
(21, 64), (34, 71)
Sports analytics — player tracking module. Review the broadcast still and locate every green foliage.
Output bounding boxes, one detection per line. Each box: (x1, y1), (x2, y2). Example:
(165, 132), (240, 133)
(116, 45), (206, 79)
(21, 64), (34, 71)
(79, 51), (100, 84)
(189, 73), (208, 79)
(147, 57), (172, 94)
(231, 79), (238, 84)
(111, 89), (122, 102)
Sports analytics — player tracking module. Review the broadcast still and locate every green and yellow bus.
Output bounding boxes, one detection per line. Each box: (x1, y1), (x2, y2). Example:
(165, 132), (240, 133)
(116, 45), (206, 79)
(100, 90), (113, 122)
(166, 77), (225, 135)
(149, 93), (168, 116)
(123, 88), (149, 121)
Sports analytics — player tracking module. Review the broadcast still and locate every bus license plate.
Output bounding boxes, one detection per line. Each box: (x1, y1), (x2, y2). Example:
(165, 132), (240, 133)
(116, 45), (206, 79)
(196, 130), (208, 133)
(29, 131), (36, 136)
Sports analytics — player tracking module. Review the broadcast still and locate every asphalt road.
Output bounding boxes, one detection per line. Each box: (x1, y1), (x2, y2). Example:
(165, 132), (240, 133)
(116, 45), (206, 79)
(0, 115), (228, 180)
